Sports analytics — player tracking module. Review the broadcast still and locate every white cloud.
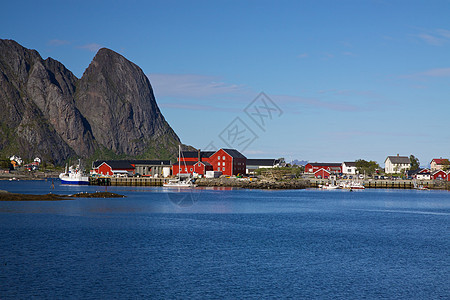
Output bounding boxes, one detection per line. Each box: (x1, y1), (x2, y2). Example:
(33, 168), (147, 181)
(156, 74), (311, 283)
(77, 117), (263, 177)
(415, 28), (450, 45)
(78, 43), (102, 52)
(147, 73), (248, 98)
(400, 67), (450, 79)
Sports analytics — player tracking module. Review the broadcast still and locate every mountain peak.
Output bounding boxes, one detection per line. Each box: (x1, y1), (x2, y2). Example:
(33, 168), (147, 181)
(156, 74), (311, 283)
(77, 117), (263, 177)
(0, 39), (180, 163)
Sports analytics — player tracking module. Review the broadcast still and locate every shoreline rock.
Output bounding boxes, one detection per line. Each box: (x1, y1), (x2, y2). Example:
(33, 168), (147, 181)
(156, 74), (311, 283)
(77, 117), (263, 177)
(195, 177), (309, 189)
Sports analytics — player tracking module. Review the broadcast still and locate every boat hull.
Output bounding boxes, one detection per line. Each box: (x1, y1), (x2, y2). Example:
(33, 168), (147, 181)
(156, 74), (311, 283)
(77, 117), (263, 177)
(60, 178), (89, 185)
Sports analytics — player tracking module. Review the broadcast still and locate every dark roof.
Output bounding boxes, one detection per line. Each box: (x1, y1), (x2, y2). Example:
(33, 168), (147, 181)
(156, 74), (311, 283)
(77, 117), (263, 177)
(386, 156), (410, 164)
(308, 163), (342, 167)
(343, 162), (356, 167)
(247, 159), (280, 166)
(181, 151), (215, 159)
(129, 160), (171, 166)
(93, 160), (170, 168)
(93, 160), (134, 170)
(222, 149), (246, 159)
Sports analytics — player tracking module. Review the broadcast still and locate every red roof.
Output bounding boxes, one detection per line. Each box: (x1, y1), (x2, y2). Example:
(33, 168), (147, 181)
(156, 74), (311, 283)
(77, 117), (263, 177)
(431, 158), (449, 165)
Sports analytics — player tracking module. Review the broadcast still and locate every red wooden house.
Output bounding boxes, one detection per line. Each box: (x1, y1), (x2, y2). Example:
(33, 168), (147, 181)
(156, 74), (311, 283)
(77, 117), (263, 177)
(431, 170), (447, 180)
(314, 168), (331, 179)
(176, 148), (246, 176)
(172, 161), (213, 176)
(92, 161), (135, 176)
(305, 163), (342, 174)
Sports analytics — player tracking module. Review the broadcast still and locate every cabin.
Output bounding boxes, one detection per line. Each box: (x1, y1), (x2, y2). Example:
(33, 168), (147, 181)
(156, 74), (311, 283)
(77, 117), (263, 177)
(314, 168), (331, 179)
(342, 162), (357, 175)
(304, 163), (342, 174)
(431, 170), (447, 180)
(384, 155), (410, 174)
(92, 160), (172, 177)
(172, 160), (213, 177)
(416, 169), (431, 180)
(430, 158), (449, 172)
(176, 148), (246, 177)
(92, 161), (135, 177)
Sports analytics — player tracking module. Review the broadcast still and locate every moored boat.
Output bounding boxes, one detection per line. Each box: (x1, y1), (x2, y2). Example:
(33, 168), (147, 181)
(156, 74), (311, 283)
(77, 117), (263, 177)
(59, 160), (89, 185)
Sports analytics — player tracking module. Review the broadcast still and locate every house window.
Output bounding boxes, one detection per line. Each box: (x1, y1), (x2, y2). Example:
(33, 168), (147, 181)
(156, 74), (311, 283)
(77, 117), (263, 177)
(223, 156), (225, 160)
(218, 156), (221, 160)
(223, 162), (225, 166)
(222, 167), (225, 171)
(190, 168), (193, 172)
(217, 167), (220, 171)
(185, 168), (187, 172)
(218, 162), (221, 166)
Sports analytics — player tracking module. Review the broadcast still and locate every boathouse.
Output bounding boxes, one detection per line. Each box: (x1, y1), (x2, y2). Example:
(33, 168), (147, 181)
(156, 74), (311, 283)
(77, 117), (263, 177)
(314, 168), (331, 179)
(305, 163), (342, 174)
(176, 148), (247, 177)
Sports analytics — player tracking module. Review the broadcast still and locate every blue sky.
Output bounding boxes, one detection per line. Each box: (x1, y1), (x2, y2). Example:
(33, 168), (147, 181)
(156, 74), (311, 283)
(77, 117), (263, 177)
(2, 0), (450, 166)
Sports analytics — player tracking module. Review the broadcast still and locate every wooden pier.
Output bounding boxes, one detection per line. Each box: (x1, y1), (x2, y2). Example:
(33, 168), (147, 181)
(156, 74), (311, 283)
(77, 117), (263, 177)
(310, 179), (435, 189)
(90, 177), (164, 186)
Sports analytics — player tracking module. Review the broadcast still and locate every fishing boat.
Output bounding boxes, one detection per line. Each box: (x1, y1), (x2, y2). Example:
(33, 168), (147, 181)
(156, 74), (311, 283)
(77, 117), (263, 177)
(163, 145), (196, 188)
(340, 181), (365, 190)
(59, 159), (89, 185)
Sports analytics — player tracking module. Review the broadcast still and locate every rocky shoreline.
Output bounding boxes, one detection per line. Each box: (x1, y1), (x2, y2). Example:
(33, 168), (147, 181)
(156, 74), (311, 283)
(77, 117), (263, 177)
(195, 177), (310, 189)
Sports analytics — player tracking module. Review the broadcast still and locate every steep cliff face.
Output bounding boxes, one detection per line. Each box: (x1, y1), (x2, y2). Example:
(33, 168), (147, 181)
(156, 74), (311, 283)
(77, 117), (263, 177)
(0, 39), (180, 164)
(75, 48), (180, 156)
(0, 39), (76, 162)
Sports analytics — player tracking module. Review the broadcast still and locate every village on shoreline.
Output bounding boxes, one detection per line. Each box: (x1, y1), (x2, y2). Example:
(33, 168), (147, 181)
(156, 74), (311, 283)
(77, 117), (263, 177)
(2, 149), (450, 190)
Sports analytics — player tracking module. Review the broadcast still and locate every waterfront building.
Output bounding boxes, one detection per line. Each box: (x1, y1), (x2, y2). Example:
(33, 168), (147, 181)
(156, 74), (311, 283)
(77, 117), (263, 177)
(304, 163), (342, 174)
(384, 155), (410, 174)
(314, 168), (331, 179)
(342, 162), (357, 175)
(176, 148), (246, 176)
(246, 159), (282, 174)
(430, 158), (449, 172)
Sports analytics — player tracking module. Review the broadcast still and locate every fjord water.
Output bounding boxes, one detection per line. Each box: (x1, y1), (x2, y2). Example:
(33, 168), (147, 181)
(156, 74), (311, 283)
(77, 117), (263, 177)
(0, 180), (448, 299)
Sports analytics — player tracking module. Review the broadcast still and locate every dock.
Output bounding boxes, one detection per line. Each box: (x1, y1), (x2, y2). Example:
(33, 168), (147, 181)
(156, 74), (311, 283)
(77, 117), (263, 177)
(310, 179), (436, 189)
(90, 177), (163, 186)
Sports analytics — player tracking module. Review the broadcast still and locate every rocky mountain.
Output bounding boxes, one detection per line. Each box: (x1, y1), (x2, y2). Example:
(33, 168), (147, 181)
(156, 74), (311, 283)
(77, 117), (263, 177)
(0, 39), (180, 164)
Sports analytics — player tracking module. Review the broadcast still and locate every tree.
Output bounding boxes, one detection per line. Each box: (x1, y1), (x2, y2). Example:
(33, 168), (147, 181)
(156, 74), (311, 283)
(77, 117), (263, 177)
(410, 155), (420, 170)
(355, 159), (380, 175)
(441, 159), (450, 171)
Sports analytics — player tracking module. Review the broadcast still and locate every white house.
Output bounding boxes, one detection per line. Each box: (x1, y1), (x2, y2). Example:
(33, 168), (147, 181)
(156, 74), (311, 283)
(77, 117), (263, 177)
(246, 159), (282, 174)
(385, 155), (411, 174)
(430, 158), (449, 172)
(342, 162), (357, 175)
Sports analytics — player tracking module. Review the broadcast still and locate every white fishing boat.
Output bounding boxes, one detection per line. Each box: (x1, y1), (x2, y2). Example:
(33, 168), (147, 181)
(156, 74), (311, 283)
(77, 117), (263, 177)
(340, 181), (365, 190)
(163, 145), (196, 188)
(59, 159), (89, 185)
(321, 184), (340, 190)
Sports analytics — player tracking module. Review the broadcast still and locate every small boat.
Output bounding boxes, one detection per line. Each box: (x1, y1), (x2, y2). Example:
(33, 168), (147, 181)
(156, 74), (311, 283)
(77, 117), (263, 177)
(59, 160), (89, 185)
(416, 185), (429, 190)
(163, 145), (196, 188)
(340, 181), (365, 190)
(163, 177), (196, 188)
(320, 184), (340, 190)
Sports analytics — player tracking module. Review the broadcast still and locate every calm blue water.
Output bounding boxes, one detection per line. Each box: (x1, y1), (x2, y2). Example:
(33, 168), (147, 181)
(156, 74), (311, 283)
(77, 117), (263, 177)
(0, 180), (449, 299)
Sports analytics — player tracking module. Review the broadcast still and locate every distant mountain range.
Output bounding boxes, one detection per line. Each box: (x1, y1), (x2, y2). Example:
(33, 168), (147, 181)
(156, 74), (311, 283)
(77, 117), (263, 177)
(0, 39), (180, 164)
